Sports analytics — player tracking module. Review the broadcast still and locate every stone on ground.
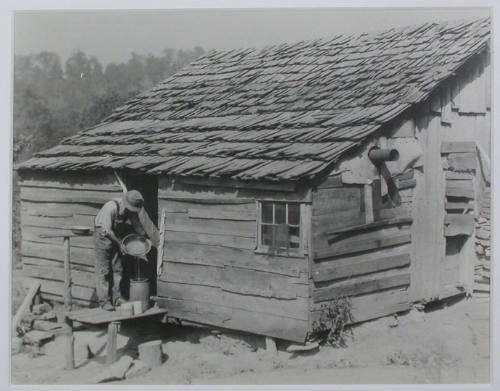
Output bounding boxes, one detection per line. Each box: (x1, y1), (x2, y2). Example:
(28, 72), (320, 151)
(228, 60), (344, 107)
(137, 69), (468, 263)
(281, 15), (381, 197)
(125, 359), (151, 379)
(93, 355), (133, 383)
(23, 330), (54, 346)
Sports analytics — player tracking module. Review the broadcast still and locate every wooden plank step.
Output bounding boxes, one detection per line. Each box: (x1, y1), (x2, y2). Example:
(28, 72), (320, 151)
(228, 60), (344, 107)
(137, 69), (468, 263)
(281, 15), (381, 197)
(68, 307), (168, 325)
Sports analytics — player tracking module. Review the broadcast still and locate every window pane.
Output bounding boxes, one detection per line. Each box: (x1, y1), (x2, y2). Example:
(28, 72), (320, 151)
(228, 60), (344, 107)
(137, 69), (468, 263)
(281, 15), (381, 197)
(262, 225), (273, 246)
(275, 224), (289, 248)
(262, 202), (273, 223)
(288, 203), (300, 225)
(275, 203), (286, 224)
(289, 226), (300, 248)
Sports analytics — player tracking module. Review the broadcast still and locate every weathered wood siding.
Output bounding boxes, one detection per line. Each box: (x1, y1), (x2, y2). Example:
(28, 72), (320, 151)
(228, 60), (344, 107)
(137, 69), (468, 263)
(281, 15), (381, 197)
(19, 171), (123, 305)
(310, 174), (413, 327)
(156, 178), (311, 342)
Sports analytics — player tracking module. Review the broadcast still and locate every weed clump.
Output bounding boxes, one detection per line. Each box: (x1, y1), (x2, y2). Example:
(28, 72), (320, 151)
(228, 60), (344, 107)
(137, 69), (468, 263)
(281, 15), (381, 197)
(311, 297), (354, 348)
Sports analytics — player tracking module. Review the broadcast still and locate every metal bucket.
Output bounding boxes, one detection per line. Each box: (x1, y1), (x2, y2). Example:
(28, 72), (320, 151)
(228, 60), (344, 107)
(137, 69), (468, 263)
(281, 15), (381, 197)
(129, 278), (150, 311)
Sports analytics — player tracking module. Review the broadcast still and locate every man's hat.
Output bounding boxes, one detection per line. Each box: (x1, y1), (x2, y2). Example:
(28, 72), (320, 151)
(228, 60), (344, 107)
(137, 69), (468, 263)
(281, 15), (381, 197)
(123, 190), (144, 212)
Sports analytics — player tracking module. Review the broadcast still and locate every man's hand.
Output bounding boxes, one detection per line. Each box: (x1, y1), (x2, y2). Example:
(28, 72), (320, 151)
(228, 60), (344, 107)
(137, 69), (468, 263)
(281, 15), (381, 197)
(120, 243), (128, 255)
(106, 231), (123, 251)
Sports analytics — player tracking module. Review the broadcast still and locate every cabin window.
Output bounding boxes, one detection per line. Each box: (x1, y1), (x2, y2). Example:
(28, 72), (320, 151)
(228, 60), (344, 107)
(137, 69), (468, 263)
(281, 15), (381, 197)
(257, 201), (301, 255)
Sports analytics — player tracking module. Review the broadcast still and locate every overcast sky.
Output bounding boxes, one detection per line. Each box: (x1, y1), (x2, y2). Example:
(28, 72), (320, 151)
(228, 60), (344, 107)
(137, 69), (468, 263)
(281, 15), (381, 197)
(14, 7), (490, 65)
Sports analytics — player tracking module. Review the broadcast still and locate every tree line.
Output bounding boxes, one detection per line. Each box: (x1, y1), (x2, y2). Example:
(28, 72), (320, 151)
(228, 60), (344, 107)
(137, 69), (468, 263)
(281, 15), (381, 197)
(11, 47), (205, 265)
(13, 47), (206, 163)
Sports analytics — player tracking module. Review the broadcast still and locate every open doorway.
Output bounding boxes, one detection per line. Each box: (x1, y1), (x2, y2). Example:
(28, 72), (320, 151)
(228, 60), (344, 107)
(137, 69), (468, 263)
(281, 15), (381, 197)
(124, 174), (159, 297)
(443, 235), (470, 291)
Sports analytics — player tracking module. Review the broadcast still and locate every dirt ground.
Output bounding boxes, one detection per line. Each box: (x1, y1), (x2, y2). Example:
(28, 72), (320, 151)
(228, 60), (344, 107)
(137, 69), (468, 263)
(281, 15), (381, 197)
(11, 276), (490, 385)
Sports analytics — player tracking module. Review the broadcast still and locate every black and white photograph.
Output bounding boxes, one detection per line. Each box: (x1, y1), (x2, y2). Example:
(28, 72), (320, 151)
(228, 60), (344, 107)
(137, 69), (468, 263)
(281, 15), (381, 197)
(7, 3), (495, 387)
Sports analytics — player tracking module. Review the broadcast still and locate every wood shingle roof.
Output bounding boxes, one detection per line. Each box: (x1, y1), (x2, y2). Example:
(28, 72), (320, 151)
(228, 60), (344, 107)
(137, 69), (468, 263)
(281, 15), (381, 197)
(19, 17), (490, 182)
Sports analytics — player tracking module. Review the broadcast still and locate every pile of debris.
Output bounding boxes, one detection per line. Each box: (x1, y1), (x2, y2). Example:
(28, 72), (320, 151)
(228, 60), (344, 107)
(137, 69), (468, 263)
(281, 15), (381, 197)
(12, 301), (63, 357)
(474, 186), (491, 295)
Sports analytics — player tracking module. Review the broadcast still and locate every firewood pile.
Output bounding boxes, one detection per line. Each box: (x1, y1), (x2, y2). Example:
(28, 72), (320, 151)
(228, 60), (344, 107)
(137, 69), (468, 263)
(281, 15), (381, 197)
(474, 186), (490, 295)
(12, 301), (63, 357)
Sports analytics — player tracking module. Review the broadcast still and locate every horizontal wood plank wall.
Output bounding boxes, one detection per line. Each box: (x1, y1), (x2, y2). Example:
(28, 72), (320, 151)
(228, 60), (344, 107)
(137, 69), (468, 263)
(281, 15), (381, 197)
(156, 177), (310, 342)
(310, 177), (413, 329)
(19, 171), (122, 306)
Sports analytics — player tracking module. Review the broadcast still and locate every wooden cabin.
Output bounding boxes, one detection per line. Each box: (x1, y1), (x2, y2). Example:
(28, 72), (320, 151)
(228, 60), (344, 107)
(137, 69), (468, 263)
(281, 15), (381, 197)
(17, 18), (491, 342)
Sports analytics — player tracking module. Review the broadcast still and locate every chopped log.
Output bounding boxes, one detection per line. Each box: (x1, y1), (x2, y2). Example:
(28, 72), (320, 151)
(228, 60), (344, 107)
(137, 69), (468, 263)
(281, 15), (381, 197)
(106, 321), (120, 366)
(138, 340), (163, 368)
(12, 281), (41, 331)
(265, 337), (278, 356)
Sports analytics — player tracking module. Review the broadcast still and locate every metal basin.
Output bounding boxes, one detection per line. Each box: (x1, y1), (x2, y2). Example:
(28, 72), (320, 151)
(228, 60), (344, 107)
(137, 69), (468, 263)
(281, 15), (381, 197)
(121, 234), (152, 257)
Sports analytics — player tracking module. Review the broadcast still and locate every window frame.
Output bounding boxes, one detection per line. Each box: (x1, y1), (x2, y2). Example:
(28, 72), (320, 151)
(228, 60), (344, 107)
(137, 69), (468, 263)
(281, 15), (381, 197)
(256, 200), (304, 256)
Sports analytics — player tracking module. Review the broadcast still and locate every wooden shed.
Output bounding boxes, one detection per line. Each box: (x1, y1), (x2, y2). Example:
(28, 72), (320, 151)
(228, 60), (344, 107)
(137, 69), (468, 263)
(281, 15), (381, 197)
(17, 18), (491, 342)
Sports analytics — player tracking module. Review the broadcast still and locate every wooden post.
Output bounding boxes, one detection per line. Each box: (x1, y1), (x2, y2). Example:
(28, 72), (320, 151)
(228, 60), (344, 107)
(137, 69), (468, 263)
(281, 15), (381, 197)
(63, 236), (72, 312)
(364, 184), (374, 223)
(106, 321), (120, 366)
(12, 281), (41, 331)
(156, 209), (166, 277)
(63, 316), (75, 370)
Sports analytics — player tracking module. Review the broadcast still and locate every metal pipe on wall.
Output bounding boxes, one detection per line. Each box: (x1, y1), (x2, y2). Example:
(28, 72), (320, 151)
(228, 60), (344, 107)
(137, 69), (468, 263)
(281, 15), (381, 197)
(368, 147), (399, 164)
